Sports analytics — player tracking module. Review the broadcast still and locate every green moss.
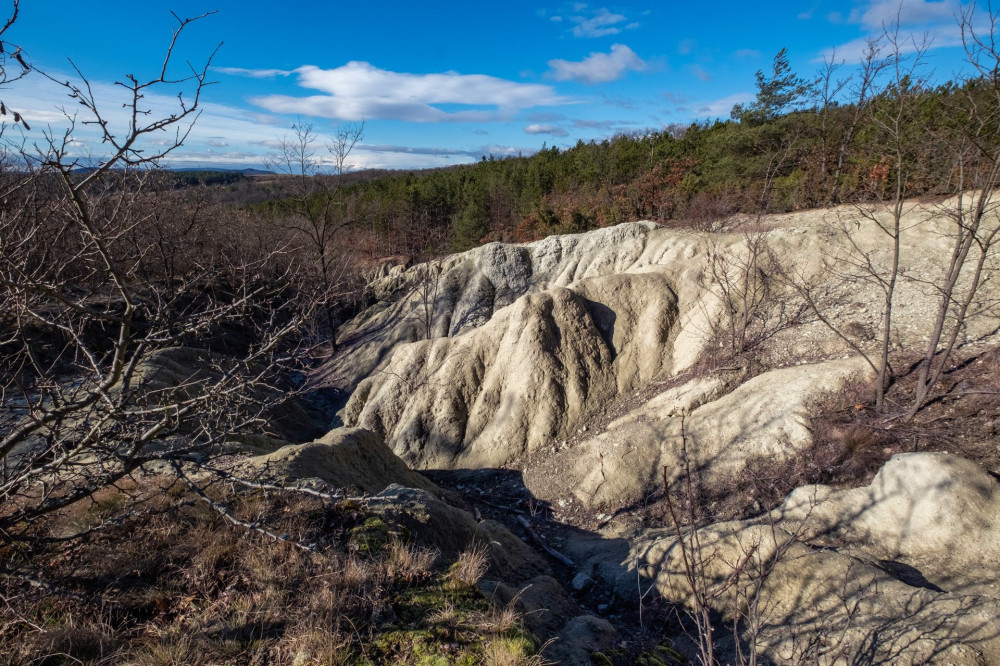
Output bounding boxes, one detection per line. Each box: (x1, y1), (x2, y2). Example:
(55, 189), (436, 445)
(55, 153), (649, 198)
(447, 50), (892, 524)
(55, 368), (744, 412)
(393, 579), (489, 624)
(349, 516), (408, 553)
(362, 571), (542, 665)
(363, 628), (478, 665)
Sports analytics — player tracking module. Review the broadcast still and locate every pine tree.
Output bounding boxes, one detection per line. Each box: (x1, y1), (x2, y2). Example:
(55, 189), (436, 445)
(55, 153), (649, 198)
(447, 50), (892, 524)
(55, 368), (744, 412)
(732, 48), (812, 125)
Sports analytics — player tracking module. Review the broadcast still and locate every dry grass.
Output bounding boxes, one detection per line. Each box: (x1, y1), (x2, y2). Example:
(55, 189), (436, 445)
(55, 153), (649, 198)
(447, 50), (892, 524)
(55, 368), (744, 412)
(384, 537), (437, 582)
(482, 637), (552, 666)
(447, 541), (491, 588)
(471, 597), (524, 636)
(0, 476), (544, 665)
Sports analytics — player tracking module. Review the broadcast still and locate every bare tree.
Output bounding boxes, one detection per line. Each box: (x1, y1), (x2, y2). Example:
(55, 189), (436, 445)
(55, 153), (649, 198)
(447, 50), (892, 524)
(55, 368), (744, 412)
(783, 19), (929, 413)
(660, 416), (816, 666)
(705, 227), (808, 363)
(0, 12), (311, 542)
(857, 23), (932, 412)
(414, 262), (444, 340)
(266, 120), (364, 350)
(903, 2), (1000, 419)
(0, 0), (29, 129)
(829, 39), (888, 203)
(704, 124), (805, 360)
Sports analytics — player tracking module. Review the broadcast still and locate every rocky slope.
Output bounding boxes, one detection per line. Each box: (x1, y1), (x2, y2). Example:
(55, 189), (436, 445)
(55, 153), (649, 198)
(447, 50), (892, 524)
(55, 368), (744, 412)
(284, 199), (1000, 663)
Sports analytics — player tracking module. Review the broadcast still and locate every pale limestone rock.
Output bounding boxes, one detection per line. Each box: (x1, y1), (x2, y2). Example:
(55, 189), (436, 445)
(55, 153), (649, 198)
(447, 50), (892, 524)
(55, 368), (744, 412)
(632, 514), (1000, 664)
(527, 357), (872, 511)
(344, 272), (679, 469)
(775, 452), (1000, 596)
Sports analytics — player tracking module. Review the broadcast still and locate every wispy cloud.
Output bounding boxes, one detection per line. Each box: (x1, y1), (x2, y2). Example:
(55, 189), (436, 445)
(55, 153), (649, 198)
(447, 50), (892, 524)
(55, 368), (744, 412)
(524, 111), (566, 122)
(571, 118), (636, 132)
(734, 48), (761, 59)
(214, 66), (294, 78)
(855, 0), (959, 30)
(678, 38), (697, 55)
(546, 4), (638, 38)
(1, 71), (314, 168)
(688, 64), (712, 82)
(819, 0), (966, 64)
(524, 123), (569, 136)
(565, 5), (635, 38)
(547, 44), (646, 84)
(572, 118), (615, 129)
(356, 143), (483, 157)
(244, 62), (572, 122)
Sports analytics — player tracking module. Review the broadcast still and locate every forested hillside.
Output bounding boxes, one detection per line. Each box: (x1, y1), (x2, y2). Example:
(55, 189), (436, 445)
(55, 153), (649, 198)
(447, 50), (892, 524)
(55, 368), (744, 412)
(248, 47), (997, 259)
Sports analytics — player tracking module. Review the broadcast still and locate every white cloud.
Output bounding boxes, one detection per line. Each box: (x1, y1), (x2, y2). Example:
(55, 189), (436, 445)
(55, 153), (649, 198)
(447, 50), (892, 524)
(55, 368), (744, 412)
(547, 44), (646, 84)
(678, 38), (697, 55)
(525, 111), (566, 122)
(817, 1), (971, 64)
(247, 62), (572, 122)
(15, 108), (68, 124)
(570, 7), (631, 37)
(214, 66), (294, 78)
(524, 123), (569, 136)
(0, 65), (508, 171)
(357, 143), (482, 158)
(857, 0), (959, 29)
(817, 20), (963, 63)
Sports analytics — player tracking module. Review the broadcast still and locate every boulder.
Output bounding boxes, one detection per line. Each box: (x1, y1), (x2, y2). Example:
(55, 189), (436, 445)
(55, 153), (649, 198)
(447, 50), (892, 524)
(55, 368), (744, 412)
(527, 357), (873, 511)
(541, 615), (618, 666)
(775, 452), (1000, 597)
(629, 454), (1000, 664)
(244, 427), (438, 495)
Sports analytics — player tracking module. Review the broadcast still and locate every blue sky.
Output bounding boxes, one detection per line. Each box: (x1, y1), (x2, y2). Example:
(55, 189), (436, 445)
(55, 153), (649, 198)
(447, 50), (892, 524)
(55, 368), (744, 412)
(2, 0), (984, 170)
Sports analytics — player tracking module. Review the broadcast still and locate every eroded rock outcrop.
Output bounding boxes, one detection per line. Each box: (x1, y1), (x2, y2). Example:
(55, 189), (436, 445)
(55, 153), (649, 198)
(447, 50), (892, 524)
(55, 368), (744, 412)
(299, 206), (1000, 663)
(527, 357), (873, 510)
(344, 272), (679, 468)
(626, 453), (1000, 665)
(775, 452), (1000, 597)
(328, 204), (1000, 515)
(323, 222), (712, 392)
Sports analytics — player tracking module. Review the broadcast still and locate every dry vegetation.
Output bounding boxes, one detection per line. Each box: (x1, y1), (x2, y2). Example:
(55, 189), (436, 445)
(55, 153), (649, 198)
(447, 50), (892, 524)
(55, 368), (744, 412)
(0, 479), (546, 665)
